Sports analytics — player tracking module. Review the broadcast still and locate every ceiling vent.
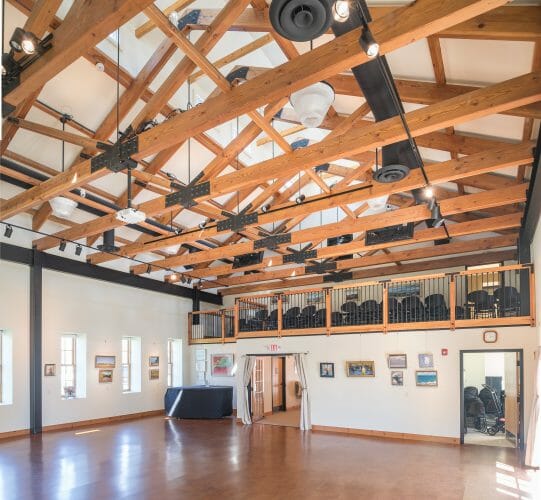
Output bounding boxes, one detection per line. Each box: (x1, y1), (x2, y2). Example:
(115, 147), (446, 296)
(270, 0), (333, 42)
(373, 164), (410, 184)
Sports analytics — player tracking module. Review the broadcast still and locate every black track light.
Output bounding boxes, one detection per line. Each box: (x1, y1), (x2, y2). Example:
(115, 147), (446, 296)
(181, 275), (187, 284)
(359, 27), (379, 59)
(261, 204), (271, 213)
(10, 27), (39, 55)
(59, 240), (67, 252)
(146, 264), (152, 274)
(4, 225), (13, 238)
(187, 277), (192, 285)
(75, 244), (82, 256)
(295, 194), (306, 205)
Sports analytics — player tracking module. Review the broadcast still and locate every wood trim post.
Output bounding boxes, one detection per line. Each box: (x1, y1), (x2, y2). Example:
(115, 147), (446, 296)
(530, 268), (536, 327)
(382, 284), (389, 334)
(325, 289), (331, 336)
(277, 295), (283, 337)
(450, 275), (456, 330)
(234, 302), (239, 339)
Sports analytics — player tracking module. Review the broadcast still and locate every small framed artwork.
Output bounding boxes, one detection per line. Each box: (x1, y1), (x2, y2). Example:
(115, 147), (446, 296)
(95, 355), (116, 368)
(99, 369), (113, 383)
(418, 353), (434, 369)
(44, 364), (56, 376)
(416, 370), (438, 387)
(320, 362), (335, 378)
(211, 354), (235, 377)
(387, 354), (407, 369)
(149, 369), (159, 380)
(149, 356), (159, 367)
(346, 361), (375, 377)
(195, 349), (206, 361)
(391, 371), (404, 386)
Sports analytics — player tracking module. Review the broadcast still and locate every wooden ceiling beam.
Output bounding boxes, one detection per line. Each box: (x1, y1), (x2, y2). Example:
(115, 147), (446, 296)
(135, 0), (195, 38)
(4, 0), (156, 106)
(128, 185), (524, 274)
(220, 249), (517, 295)
(201, 233), (517, 289)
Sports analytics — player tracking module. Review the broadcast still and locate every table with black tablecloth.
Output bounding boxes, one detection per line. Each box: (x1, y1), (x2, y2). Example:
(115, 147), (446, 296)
(165, 385), (233, 419)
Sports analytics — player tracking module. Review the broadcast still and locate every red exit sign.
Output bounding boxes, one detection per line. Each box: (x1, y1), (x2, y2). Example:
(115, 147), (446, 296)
(266, 344), (281, 352)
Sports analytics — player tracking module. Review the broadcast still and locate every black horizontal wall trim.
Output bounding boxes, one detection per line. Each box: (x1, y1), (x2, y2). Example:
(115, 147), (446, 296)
(0, 242), (222, 305)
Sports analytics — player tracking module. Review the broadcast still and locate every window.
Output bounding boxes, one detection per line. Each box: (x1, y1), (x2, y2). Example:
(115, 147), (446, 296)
(122, 336), (141, 393)
(121, 337), (132, 393)
(167, 339), (182, 387)
(0, 330), (13, 405)
(61, 334), (77, 399)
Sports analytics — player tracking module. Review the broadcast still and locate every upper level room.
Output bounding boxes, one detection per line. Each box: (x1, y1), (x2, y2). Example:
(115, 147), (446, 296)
(1, 0), (540, 325)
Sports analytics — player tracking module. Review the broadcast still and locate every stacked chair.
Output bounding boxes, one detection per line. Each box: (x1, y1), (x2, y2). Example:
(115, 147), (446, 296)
(425, 294), (449, 321)
(494, 286), (520, 317)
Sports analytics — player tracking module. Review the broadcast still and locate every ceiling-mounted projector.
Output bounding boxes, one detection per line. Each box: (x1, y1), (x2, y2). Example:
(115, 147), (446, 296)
(115, 208), (146, 224)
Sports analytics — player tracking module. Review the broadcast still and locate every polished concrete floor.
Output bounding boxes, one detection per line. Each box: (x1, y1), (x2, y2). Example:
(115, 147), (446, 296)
(256, 408), (300, 428)
(1, 416), (539, 499)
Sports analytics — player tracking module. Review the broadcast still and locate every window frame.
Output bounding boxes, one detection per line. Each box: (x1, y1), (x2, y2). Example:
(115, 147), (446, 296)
(60, 334), (77, 399)
(121, 337), (132, 393)
(167, 339), (173, 388)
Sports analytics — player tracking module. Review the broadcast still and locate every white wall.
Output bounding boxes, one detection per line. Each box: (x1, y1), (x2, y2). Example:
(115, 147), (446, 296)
(532, 217), (541, 345)
(0, 261), (30, 433)
(463, 352), (505, 390)
(229, 327), (536, 439)
(0, 261), (219, 433)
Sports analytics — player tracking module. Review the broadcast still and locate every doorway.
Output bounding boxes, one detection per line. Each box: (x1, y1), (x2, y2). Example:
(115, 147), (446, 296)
(250, 355), (301, 428)
(460, 349), (523, 449)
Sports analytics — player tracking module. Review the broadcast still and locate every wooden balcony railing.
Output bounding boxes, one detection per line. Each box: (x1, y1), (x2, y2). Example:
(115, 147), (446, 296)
(188, 264), (535, 344)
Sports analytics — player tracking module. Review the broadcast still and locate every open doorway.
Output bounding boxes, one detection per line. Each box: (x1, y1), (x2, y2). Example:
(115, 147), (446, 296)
(460, 350), (523, 449)
(250, 355), (301, 428)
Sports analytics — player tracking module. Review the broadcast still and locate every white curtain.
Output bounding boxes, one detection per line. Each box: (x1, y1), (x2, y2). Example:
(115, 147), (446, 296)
(240, 356), (256, 425)
(526, 347), (541, 467)
(294, 353), (311, 431)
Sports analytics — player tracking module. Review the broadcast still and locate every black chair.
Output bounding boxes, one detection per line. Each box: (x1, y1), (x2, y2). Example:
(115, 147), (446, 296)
(464, 386), (487, 433)
(298, 305), (317, 328)
(386, 297), (403, 323)
(248, 309), (268, 331)
(402, 296), (425, 322)
(331, 311), (343, 326)
(283, 306), (301, 329)
(314, 308), (327, 327)
(267, 309), (279, 330)
(455, 306), (465, 320)
(341, 301), (359, 325)
(359, 300), (381, 324)
(238, 318), (249, 332)
(494, 286), (520, 317)
(467, 290), (495, 319)
(425, 294), (449, 321)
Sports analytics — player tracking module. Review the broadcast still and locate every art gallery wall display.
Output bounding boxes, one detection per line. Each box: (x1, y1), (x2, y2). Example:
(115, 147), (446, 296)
(149, 369), (159, 380)
(211, 354), (235, 377)
(320, 362), (335, 378)
(418, 353), (434, 369)
(95, 355), (116, 368)
(44, 364), (56, 376)
(149, 356), (159, 367)
(416, 370), (438, 387)
(99, 369), (113, 383)
(391, 371), (404, 386)
(387, 354), (407, 369)
(346, 361), (375, 377)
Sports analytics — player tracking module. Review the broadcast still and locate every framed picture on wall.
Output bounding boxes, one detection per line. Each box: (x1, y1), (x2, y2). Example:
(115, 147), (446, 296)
(346, 361), (375, 377)
(149, 356), (159, 367)
(99, 369), (113, 383)
(416, 370), (438, 387)
(149, 369), (159, 380)
(418, 353), (434, 369)
(211, 354), (234, 377)
(195, 349), (206, 361)
(320, 362), (335, 378)
(387, 354), (407, 369)
(44, 364), (56, 376)
(95, 355), (116, 368)
(391, 371), (404, 386)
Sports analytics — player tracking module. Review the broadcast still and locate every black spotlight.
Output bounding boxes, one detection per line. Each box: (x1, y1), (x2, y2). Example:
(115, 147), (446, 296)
(75, 244), (83, 256)
(187, 277), (192, 285)
(269, 0), (333, 42)
(261, 204), (271, 213)
(4, 224), (13, 238)
(359, 27), (379, 59)
(59, 240), (67, 252)
(10, 27), (39, 55)
(295, 194), (306, 204)
(181, 275), (187, 284)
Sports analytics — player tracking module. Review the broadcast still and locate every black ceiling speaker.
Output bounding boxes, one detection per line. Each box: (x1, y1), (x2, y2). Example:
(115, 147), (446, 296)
(97, 229), (119, 253)
(270, 0), (333, 42)
(373, 163), (410, 184)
